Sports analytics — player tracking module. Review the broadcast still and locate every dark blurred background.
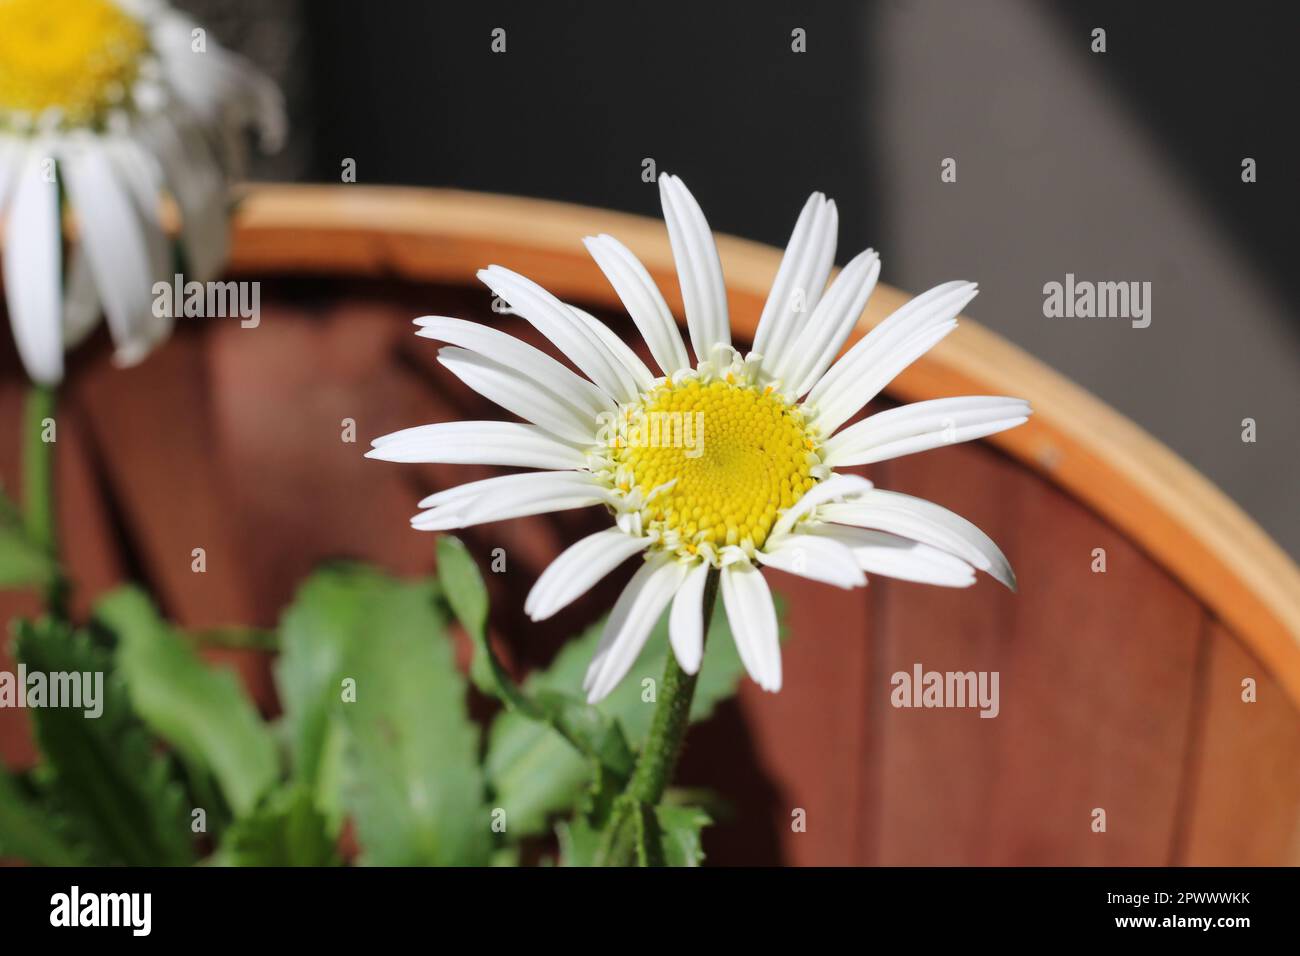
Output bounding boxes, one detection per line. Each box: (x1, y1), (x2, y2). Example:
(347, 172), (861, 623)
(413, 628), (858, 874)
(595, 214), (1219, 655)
(186, 0), (1299, 558)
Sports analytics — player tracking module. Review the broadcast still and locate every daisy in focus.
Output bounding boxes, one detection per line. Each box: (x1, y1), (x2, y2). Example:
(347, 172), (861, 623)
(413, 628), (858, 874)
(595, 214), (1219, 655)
(0, 0), (283, 383)
(370, 174), (1031, 703)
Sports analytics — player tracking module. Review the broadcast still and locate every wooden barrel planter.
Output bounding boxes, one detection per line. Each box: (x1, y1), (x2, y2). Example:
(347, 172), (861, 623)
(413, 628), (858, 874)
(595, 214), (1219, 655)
(2, 184), (1298, 866)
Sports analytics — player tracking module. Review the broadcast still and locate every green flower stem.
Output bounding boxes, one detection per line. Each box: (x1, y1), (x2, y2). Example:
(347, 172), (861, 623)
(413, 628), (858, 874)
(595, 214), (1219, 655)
(23, 384), (65, 616)
(627, 567), (719, 805)
(599, 567), (719, 865)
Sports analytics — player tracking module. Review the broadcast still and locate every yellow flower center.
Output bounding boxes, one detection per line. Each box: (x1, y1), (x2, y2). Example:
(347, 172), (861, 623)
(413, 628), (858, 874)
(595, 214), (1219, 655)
(0, 0), (150, 127)
(614, 377), (818, 553)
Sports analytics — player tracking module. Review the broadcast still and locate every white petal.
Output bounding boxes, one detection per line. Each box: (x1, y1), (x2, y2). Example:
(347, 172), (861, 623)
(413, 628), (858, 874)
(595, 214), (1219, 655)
(819, 488), (1016, 589)
(807, 280), (977, 434)
(105, 140), (172, 342)
(583, 233), (690, 375)
(769, 473), (873, 540)
(3, 150), (63, 383)
(62, 243), (101, 347)
(437, 347), (599, 445)
(61, 145), (166, 367)
(148, 114), (229, 280)
(813, 525), (976, 588)
(367, 421), (585, 470)
(658, 174), (730, 359)
(155, 18), (237, 121)
(155, 20), (285, 157)
(218, 51), (287, 153)
(787, 248), (880, 397)
(525, 528), (652, 621)
(823, 396), (1031, 467)
(568, 304), (654, 396)
(810, 321), (956, 436)
(721, 562), (781, 692)
(477, 265), (633, 402)
(416, 316), (610, 419)
(417, 471), (575, 509)
(415, 468), (603, 508)
(583, 556), (689, 703)
(411, 471), (608, 530)
(756, 533), (866, 590)
(754, 192), (837, 382)
(668, 561), (711, 675)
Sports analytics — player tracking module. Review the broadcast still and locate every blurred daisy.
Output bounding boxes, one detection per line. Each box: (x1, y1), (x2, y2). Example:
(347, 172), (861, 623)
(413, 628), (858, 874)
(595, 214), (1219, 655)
(0, 0), (283, 383)
(370, 174), (1031, 702)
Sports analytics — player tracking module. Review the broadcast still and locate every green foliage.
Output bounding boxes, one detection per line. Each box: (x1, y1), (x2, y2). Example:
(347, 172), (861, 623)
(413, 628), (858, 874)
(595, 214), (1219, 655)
(555, 817), (602, 867)
(0, 534), (768, 867)
(435, 537), (492, 691)
(653, 804), (711, 867)
(0, 488), (55, 589)
(0, 768), (82, 866)
(276, 567), (369, 794)
(217, 785), (340, 867)
(563, 796), (708, 867)
(277, 564), (493, 866)
(15, 618), (193, 866)
(437, 537), (635, 788)
(484, 599), (747, 838)
(96, 587), (279, 818)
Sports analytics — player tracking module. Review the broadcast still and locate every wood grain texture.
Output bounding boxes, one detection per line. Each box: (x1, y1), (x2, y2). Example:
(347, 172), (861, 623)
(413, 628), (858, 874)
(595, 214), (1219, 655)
(68, 332), (256, 630)
(871, 442), (1205, 865)
(716, 568), (876, 866)
(1178, 620), (1300, 865)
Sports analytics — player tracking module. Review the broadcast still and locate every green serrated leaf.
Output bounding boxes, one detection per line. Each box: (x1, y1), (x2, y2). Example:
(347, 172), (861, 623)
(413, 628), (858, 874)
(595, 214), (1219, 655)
(555, 817), (602, 867)
(0, 488), (55, 589)
(435, 537), (490, 678)
(278, 565), (491, 866)
(549, 758), (626, 867)
(437, 537), (526, 709)
(589, 799), (710, 868)
(276, 566), (374, 795)
(653, 804), (710, 867)
(0, 768), (83, 866)
(95, 587), (278, 819)
(16, 618), (194, 866)
(216, 785), (340, 867)
(534, 690), (635, 778)
(486, 598), (752, 838)
(311, 717), (348, 837)
(663, 786), (734, 823)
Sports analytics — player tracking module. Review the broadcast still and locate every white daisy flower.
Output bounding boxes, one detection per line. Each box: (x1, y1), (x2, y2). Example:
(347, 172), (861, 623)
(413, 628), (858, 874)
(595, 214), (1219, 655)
(370, 174), (1031, 703)
(0, 0), (284, 383)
